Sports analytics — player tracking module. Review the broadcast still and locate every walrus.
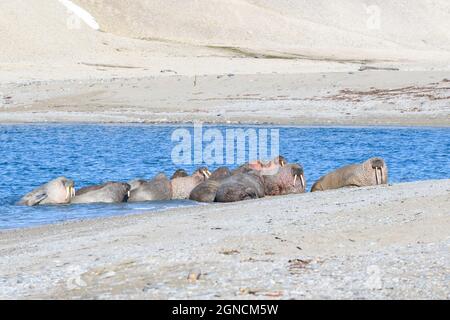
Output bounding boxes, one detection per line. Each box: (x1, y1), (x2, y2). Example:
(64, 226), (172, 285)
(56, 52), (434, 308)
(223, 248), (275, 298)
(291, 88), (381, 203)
(263, 163), (306, 196)
(128, 179), (147, 192)
(215, 163), (305, 202)
(71, 182), (131, 204)
(128, 173), (172, 202)
(171, 169), (188, 180)
(215, 170), (265, 203)
(18, 177), (75, 206)
(189, 167), (232, 203)
(232, 155), (287, 176)
(171, 167), (211, 200)
(311, 157), (388, 192)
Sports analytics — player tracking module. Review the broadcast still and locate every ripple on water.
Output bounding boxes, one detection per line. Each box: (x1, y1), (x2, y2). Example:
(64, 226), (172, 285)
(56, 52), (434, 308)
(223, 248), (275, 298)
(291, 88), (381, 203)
(0, 124), (449, 230)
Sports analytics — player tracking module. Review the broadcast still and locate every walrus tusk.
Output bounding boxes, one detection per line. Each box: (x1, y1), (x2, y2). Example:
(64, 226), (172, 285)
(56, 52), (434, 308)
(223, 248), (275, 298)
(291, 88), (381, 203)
(300, 174), (305, 189)
(375, 167), (380, 185)
(378, 167), (383, 184)
(204, 170), (211, 178)
(66, 187), (70, 200)
(380, 167), (384, 184)
(127, 190), (131, 198)
(71, 186), (75, 198)
(293, 175), (297, 186)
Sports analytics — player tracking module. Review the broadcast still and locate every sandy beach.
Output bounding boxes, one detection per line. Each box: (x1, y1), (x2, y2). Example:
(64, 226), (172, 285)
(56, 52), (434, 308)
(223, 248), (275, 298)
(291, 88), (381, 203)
(0, 179), (449, 299)
(1, 70), (449, 126)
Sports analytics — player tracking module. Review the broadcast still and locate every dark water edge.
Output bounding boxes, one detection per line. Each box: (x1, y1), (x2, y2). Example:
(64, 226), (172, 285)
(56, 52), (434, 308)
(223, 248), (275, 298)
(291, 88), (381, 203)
(0, 124), (449, 230)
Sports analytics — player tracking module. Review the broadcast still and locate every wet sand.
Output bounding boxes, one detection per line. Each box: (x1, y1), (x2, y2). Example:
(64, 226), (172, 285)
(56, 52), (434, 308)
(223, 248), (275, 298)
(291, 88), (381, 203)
(1, 179), (449, 299)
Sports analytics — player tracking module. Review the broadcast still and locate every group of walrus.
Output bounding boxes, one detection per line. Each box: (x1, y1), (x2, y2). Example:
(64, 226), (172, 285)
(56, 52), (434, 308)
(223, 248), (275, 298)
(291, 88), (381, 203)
(18, 157), (388, 206)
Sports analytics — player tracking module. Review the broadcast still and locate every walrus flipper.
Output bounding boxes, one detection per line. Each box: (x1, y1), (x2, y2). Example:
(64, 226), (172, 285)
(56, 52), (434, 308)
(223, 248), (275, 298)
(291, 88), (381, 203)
(19, 191), (48, 206)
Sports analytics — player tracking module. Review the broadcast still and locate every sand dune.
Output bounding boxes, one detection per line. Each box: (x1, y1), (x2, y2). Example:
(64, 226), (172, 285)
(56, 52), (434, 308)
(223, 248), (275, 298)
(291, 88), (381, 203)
(64, 0), (450, 60)
(1, 0), (449, 64)
(0, 0), (104, 62)
(0, 0), (217, 64)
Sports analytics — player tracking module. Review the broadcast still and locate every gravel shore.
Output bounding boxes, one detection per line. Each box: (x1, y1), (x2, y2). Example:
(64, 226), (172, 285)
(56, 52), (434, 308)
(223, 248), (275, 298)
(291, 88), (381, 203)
(1, 179), (449, 299)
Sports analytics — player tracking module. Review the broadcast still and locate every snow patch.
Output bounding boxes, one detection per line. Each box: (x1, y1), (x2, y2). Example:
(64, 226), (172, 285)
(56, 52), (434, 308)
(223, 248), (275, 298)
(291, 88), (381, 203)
(58, 0), (100, 30)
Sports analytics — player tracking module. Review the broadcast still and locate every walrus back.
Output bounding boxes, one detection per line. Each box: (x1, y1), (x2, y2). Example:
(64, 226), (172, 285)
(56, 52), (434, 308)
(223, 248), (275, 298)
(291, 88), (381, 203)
(215, 184), (258, 203)
(189, 180), (220, 203)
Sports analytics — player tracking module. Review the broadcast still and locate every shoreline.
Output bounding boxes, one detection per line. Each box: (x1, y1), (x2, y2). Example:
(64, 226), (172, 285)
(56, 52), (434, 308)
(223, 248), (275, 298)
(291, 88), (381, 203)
(1, 70), (449, 127)
(1, 179), (449, 299)
(1, 178), (447, 233)
(1, 121), (449, 128)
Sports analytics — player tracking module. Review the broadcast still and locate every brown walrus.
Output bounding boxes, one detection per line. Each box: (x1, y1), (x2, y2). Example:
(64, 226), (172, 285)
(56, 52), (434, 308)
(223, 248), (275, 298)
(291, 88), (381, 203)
(127, 173), (172, 202)
(18, 177), (75, 206)
(189, 167), (232, 203)
(214, 170), (265, 203)
(215, 163), (305, 203)
(71, 182), (131, 204)
(311, 157), (388, 192)
(171, 167), (211, 199)
(170, 169), (188, 180)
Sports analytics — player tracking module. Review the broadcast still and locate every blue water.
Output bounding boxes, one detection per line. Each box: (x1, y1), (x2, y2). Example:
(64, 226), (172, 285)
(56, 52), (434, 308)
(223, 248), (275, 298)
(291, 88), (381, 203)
(0, 124), (449, 230)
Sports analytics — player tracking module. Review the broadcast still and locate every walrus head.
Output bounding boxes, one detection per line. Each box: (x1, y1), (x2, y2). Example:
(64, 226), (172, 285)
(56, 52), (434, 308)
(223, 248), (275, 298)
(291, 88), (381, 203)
(171, 169), (188, 180)
(291, 165), (306, 191)
(369, 157), (387, 185)
(263, 163), (306, 195)
(248, 155), (287, 171)
(122, 183), (132, 201)
(63, 178), (76, 201)
(194, 167), (212, 180)
(274, 155), (287, 167)
(259, 155), (289, 176)
(128, 179), (147, 192)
